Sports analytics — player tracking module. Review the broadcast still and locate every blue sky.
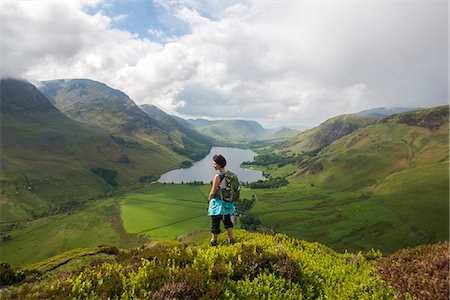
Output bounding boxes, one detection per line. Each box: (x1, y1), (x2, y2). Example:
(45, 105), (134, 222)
(85, 1), (188, 41)
(2, 0), (448, 129)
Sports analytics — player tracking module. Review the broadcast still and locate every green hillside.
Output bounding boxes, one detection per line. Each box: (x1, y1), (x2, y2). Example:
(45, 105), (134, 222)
(140, 104), (213, 160)
(248, 106), (449, 254)
(277, 114), (377, 153)
(191, 119), (267, 141)
(39, 79), (211, 161)
(0, 231), (399, 299)
(0, 79), (182, 221)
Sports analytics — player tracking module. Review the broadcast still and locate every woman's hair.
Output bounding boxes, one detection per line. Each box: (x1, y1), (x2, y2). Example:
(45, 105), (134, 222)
(213, 154), (227, 168)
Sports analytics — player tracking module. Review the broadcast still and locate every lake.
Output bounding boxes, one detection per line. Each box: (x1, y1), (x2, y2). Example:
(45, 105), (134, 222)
(158, 147), (265, 183)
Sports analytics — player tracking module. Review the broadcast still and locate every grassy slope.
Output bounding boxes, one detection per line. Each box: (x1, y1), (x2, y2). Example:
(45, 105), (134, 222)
(41, 79), (210, 161)
(1, 231), (397, 300)
(196, 120), (266, 142)
(120, 184), (254, 241)
(120, 184), (210, 240)
(251, 106), (449, 254)
(1, 184), (253, 266)
(278, 114), (376, 153)
(0, 197), (146, 266)
(1, 112), (181, 221)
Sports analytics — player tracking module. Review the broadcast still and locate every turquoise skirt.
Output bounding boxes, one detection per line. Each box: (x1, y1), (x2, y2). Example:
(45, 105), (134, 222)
(208, 198), (236, 216)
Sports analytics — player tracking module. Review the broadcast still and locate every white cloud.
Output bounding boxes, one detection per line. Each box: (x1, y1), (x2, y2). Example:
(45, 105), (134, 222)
(1, 0), (447, 128)
(112, 14), (128, 23)
(342, 83), (370, 111)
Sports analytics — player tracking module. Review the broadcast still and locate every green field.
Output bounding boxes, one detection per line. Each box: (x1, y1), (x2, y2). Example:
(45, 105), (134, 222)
(120, 184), (254, 240)
(0, 197), (146, 266)
(120, 184), (211, 240)
(250, 160), (449, 255)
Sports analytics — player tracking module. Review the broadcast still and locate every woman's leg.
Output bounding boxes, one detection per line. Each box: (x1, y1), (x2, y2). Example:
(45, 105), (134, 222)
(223, 214), (235, 244)
(211, 215), (221, 245)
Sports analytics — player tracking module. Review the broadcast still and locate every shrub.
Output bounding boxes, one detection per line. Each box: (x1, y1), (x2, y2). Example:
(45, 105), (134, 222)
(1, 231), (397, 299)
(377, 242), (449, 300)
(90, 168), (118, 186)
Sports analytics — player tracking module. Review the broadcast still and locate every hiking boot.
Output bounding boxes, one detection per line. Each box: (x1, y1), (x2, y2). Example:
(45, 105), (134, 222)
(229, 238), (236, 245)
(210, 240), (218, 247)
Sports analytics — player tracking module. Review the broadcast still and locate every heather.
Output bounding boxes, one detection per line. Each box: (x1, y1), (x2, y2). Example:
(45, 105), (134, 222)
(377, 242), (449, 300)
(1, 231), (395, 299)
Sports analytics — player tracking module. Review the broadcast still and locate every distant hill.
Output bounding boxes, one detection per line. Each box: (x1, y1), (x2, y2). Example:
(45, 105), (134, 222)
(188, 118), (298, 142)
(140, 104), (213, 159)
(264, 127), (300, 141)
(39, 79), (211, 161)
(189, 119), (266, 141)
(297, 106), (448, 186)
(187, 118), (221, 127)
(356, 107), (423, 118)
(277, 114), (377, 153)
(141, 104), (194, 129)
(0, 79), (188, 221)
(255, 106), (448, 253)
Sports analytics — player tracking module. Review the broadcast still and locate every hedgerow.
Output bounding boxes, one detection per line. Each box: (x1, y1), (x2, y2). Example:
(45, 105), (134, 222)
(1, 231), (397, 299)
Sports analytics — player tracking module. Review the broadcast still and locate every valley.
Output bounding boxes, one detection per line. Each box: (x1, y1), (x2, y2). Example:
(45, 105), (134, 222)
(0, 78), (448, 271)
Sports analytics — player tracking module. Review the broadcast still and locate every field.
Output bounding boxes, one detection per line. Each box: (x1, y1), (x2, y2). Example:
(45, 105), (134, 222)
(1, 183), (255, 266)
(251, 161), (449, 255)
(120, 184), (211, 240)
(0, 197), (146, 266)
(120, 184), (254, 241)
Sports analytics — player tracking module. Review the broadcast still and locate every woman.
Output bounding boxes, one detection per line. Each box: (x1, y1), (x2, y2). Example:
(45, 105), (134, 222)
(207, 154), (236, 246)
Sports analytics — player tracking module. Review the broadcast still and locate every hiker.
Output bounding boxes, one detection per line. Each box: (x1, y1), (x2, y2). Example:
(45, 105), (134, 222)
(207, 154), (236, 246)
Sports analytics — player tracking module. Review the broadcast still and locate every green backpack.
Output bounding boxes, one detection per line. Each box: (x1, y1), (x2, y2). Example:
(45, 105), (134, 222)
(218, 171), (241, 202)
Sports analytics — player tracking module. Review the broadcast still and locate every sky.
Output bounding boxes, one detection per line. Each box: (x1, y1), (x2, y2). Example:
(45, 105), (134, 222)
(1, 0), (448, 129)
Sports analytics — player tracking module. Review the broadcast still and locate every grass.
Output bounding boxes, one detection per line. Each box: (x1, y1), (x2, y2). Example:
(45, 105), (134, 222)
(250, 157), (448, 255)
(247, 121), (448, 253)
(0, 197), (146, 266)
(2, 106), (447, 269)
(120, 184), (254, 240)
(1, 231), (398, 300)
(246, 108), (449, 254)
(120, 184), (210, 240)
(1, 111), (186, 221)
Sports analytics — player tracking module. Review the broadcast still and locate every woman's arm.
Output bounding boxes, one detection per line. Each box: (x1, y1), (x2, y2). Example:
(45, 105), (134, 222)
(208, 174), (220, 201)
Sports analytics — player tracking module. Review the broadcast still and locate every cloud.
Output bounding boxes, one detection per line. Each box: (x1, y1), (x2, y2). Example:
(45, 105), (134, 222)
(1, 0), (447, 128)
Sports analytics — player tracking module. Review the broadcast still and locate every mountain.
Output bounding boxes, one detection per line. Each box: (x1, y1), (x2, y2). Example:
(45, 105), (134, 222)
(187, 119), (297, 142)
(0, 79), (185, 221)
(296, 106), (448, 186)
(277, 114), (377, 153)
(255, 106), (448, 253)
(1, 78), (60, 114)
(356, 107), (423, 118)
(187, 118), (221, 127)
(188, 119), (266, 141)
(264, 127), (300, 141)
(39, 79), (211, 161)
(140, 104), (213, 160)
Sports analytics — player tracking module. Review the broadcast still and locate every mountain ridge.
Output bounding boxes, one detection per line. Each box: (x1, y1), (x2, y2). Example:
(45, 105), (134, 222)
(188, 118), (298, 142)
(250, 105), (449, 254)
(39, 79), (212, 161)
(277, 114), (377, 154)
(0, 79), (195, 221)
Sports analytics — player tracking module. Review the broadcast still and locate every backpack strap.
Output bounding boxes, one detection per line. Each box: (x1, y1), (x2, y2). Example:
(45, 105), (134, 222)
(217, 173), (226, 200)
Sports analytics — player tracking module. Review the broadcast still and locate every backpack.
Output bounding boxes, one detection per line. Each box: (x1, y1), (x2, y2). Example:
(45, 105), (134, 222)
(218, 171), (240, 202)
